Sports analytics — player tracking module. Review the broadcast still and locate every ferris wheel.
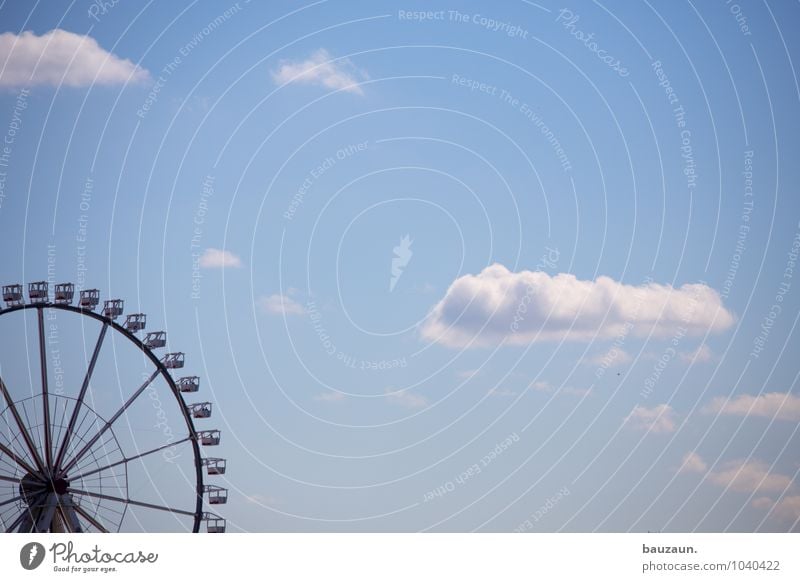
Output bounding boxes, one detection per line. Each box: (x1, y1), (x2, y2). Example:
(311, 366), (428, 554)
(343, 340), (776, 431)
(0, 281), (227, 533)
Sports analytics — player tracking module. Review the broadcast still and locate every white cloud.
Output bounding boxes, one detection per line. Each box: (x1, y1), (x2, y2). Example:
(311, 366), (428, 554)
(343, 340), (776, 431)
(707, 459), (793, 494)
(679, 344), (713, 363)
(385, 389), (428, 409)
(421, 264), (734, 348)
(529, 379), (590, 397)
(271, 48), (368, 95)
(624, 404), (677, 434)
(703, 392), (800, 422)
(683, 457), (795, 497)
(257, 293), (306, 316)
(753, 496), (800, 523)
(530, 380), (552, 392)
(0, 29), (149, 88)
(586, 347), (633, 367)
(199, 248), (242, 269)
(487, 387), (518, 397)
(679, 452), (708, 474)
(314, 391), (346, 402)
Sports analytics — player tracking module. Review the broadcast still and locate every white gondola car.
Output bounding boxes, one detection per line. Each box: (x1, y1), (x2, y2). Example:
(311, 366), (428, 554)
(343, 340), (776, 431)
(54, 282), (75, 305)
(176, 376), (199, 393)
(2, 284), (23, 306)
(79, 289), (100, 310)
(202, 458), (226, 475)
(28, 281), (48, 303)
(103, 299), (124, 319)
(144, 331), (166, 349)
(188, 402), (212, 419)
(204, 485), (228, 505)
(197, 430), (220, 446)
(204, 513), (226, 533)
(124, 313), (146, 332)
(162, 352), (185, 369)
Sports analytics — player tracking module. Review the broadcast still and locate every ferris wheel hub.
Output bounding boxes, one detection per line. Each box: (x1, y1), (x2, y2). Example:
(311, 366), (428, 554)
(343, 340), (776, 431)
(18, 472), (71, 503)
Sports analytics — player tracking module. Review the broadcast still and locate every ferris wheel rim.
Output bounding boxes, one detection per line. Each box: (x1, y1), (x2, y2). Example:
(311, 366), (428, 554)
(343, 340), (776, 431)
(0, 301), (205, 532)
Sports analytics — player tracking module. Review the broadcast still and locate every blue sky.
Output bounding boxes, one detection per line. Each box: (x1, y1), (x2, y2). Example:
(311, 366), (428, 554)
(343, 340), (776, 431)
(0, 0), (799, 532)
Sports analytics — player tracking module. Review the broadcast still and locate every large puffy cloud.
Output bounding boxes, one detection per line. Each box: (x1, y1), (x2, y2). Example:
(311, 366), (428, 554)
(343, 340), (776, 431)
(0, 29), (149, 88)
(271, 48), (368, 95)
(703, 392), (800, 422)
(420, 264), (734, 348)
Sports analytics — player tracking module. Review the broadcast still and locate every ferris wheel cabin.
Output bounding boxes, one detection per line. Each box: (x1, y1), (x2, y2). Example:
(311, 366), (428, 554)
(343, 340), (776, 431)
(102, 299), (124, 319)
(203, 513), (226, 533)
(204, 485), (228, 505)
(202, 458), (227, 475)
(177, 376), (200, 392)
(2, 283), (23, 306)
(144, 330), (166, 349)
(198, 430), (221, 446)
(79, 288), (100, 309)
(54, 282), (75, 304)
(28, 281), (48, 303)
(188, 402), (212, 419)
(124, 313), (146, 332)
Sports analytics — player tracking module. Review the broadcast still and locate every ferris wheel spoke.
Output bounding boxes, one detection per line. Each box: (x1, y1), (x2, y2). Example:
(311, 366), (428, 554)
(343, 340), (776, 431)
(60, 368), (160, 475)
(0, 376), (46, 472)
(72, 504), (108, 533)
(0, 494), (24, 508)
(54, 322), (108, 472)
(71, 436), (192, 482)
(4, 489), (46, 532)
(5, 508), (28, 532)
(0, 440), (38, 476)
(37, 308), (53, 469)
(69, 488), (197, 517)
(0, 473), (24, 484)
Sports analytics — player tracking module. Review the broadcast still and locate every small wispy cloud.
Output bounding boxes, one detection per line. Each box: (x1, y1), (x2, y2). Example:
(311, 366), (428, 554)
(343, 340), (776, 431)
(199, 248), (243, 269)
(707, 459), (793, 494)
(529, 379), (591, 397)
(679, 452), (708, 474)
(0, 29), (149, 88)
(530, 380), (552, 393)
(681, 454), (795, 497)
(624, 404), (677, 434)
(271, 48), (368, 95)
(586, 347), (632, 367)
(487, 387), (518, 397)
(679, 344), (713, 363)
(385, 388), (428, 409)
(314, 391), (346, 403)
(753, 496), (800, 523)
(257, 293), (306, 316)
(703, 392), (800, 422)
